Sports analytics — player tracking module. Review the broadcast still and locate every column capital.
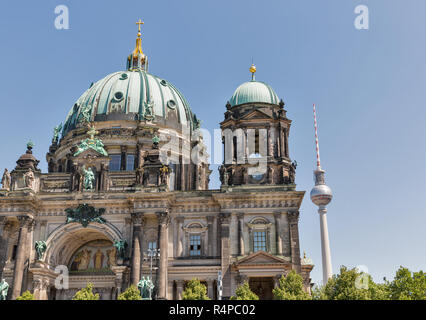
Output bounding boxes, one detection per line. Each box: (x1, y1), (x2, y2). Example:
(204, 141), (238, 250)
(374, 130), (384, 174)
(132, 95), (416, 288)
(287, 210), (299, 224)
(17, 215), (34, 228)
(156, 211), (170, 226)
(237, 212), (244, 219)
(206, 216), (214, 224)
(131, 212), (145, 226)
(219, 212), (231, 224)
(273, 211), (282, 219)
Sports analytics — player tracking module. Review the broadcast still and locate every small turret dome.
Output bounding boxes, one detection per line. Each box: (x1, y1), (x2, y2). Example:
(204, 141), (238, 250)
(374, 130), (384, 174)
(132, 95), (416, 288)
(229, 65), (280, 107)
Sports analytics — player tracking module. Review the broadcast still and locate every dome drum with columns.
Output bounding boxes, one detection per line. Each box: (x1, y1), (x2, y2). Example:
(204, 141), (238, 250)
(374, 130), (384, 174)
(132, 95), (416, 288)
(0, 21), (313, 300)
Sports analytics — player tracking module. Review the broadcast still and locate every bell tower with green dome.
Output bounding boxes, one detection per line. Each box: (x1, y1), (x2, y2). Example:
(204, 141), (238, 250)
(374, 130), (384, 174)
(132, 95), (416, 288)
(219, 64), (297, 187)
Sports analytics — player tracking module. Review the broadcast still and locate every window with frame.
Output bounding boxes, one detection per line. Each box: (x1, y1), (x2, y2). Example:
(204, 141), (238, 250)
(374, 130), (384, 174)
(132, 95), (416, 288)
(109, 154), (121, 171)
(148, 241), (157, 250)
(126, 154), (135, 171)
(189, 234), (201, 256)
(253, 231), (267, 252)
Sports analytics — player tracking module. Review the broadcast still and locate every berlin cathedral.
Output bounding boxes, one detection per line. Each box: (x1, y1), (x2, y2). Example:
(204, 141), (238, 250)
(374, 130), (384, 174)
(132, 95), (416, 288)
(0, 21), (313, 300)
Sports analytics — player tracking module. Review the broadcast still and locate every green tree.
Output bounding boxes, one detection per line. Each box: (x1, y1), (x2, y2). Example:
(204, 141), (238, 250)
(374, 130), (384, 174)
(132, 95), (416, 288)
(118, 285), (142, 300)
(230, 281), (259, 300)
(182, 279), (210, 300)
(313, 266), (389, 300)
(72, 282), (100, 300)
(16, 290), (34, 300)
(387, 266), (426, 300)
(273, 270), (311, 300)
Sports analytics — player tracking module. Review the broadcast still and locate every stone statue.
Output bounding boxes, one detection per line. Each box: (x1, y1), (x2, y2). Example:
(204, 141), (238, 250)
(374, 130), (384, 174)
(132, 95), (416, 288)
(289, 160), (297, 184)
(137, 277), (154, 300)
(35, 240), (47, 260)
(136, 168), (144, 185)
(219, 165), (225, 184)
(223, 169), (229, 186)
(24, 169), (35, 190)
(0, 279), (9, 300)
(144, 100), (154, 121)
(53, 123), (62, 143)
(83, 166), (95, 190)
(75, 249), (91, 271)
(159, 165), (170, 186)
(106, 247), (117, 267)
(93, 249), (104, 269)
(1, 168), (11, 190)
(268, 166), (275, 184)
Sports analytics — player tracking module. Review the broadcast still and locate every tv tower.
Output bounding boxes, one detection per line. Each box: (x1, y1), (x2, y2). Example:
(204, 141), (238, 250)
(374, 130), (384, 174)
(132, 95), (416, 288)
(310, 103), (333, 285)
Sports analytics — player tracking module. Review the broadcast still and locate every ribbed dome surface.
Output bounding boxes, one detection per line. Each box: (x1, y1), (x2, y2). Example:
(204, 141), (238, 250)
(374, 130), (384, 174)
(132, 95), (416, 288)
(62, 70), (195, 136)
(229, 80), (280, 107)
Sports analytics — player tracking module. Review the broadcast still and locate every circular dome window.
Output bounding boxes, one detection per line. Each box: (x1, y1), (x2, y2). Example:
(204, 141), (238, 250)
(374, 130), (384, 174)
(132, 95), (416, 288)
(120, 73), (128, 80)
(114, 92), (124, 101)
(160, 80), (167, 86)
(167, 100), (176, 109)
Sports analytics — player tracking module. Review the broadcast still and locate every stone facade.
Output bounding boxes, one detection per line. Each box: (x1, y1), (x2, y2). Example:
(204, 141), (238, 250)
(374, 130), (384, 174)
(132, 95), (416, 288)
(0, 35), (313, 300)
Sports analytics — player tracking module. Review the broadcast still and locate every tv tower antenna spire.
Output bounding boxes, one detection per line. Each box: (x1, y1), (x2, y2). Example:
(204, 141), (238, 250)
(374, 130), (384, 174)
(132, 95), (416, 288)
(310, 104), (333, 285)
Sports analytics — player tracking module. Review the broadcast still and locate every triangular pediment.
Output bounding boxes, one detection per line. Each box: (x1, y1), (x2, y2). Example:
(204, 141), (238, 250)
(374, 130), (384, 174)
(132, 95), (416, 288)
(235, 251), (288, 266)
(241, 109), (272, 120)
(73, 148), (107, 159)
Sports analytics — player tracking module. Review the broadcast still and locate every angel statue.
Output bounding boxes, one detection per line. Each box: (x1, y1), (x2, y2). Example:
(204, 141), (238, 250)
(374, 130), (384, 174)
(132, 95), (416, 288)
(35, 241), (47, 260)
(137, 277), (155, 300)
(52, 123), (63, 143)
(0, 279), (9, 300)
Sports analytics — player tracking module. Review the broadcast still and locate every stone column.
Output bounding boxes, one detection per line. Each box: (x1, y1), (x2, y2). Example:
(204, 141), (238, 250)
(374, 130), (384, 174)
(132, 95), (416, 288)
(267, 126), (273, 157)
(131, 213), (144, 286)
(274, 212), (283, 255)
(207, 279), (214, 299)
(176, 216), (184, 257)
(176, 280), (184, 300)
(157, 211), (170, 299)
(237, 213), (245, 256)
(207, 216), (214, 257)
(11, 216), (33, 299)
(288, 211), (301, 273)
(219, 212), (231, 298)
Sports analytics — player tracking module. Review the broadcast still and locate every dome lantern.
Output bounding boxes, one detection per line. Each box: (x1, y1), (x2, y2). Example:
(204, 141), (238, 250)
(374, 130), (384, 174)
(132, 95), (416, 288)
(127, 19), (148, 71)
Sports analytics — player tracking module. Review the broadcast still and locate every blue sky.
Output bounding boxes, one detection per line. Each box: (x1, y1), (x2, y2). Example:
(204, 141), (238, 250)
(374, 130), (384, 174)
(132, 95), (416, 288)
(0, 0), (425, 285)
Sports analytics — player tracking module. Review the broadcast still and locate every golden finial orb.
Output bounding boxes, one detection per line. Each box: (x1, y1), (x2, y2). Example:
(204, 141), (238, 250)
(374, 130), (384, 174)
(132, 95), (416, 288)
(249, 64), (256, 81)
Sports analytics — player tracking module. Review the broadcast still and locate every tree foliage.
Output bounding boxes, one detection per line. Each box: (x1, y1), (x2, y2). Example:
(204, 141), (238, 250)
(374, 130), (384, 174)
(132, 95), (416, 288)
(16, 290), (34, 300)
(230, 281), (259, 300)
(273, 270), (311, 300)
(118, 285), (142, 300)
(386, 266), (426, 300)
(182, 279), (210, 300)
(72, 282), (100, 300)
(312, 266), (389, 300)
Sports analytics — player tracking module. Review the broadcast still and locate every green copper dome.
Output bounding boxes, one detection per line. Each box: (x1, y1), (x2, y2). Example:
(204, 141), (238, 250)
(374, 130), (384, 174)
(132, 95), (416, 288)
(229, 80), (280, 107)
(62, 70), (197, 136)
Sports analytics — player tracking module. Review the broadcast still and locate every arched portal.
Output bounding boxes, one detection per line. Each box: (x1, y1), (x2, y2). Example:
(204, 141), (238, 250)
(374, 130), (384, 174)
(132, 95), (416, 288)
(41, 222), (127, 300)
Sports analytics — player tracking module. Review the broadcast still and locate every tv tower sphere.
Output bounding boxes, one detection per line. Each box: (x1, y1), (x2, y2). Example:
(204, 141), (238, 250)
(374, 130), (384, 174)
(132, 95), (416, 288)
(310, 171), (333, 206)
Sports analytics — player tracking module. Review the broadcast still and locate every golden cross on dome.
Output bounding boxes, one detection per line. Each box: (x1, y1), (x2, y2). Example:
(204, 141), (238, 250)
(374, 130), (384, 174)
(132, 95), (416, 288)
(136, 19), (144, 36)
(87, 124), (99, 140)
